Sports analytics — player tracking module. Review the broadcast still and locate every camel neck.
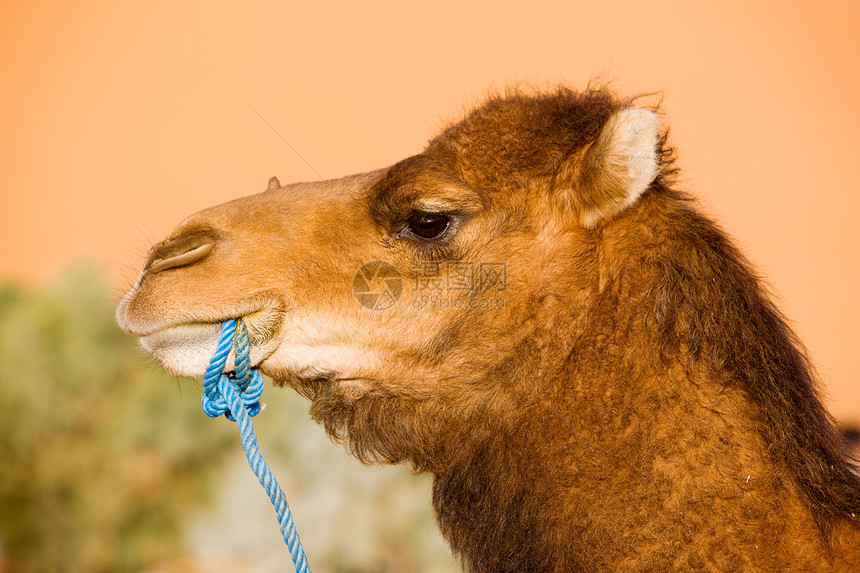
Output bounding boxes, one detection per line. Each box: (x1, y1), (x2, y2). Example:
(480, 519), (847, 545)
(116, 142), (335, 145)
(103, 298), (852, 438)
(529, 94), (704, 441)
(429, 323), (855, 571)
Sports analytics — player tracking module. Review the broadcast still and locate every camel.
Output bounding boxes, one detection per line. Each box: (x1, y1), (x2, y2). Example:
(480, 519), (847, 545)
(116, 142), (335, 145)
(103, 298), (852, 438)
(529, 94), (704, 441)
(117, 87), (860, 571)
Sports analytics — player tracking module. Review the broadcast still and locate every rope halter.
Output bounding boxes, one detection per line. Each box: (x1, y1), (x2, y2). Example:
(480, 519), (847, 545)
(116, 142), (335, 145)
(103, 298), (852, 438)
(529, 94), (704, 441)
(200, 318), (311, 573)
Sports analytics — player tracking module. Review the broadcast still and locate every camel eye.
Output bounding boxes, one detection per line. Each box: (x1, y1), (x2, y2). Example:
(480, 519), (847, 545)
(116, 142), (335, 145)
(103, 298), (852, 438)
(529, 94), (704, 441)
(408, 212), (450, 239)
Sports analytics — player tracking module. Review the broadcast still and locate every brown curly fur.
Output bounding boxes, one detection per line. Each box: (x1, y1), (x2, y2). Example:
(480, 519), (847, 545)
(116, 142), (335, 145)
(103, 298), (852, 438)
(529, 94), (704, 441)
(119, 87), (860, 571)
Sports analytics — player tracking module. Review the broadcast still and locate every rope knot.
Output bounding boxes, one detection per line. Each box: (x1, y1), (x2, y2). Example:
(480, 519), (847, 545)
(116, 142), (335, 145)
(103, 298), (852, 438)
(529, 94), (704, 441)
(201, 319), (263, 421)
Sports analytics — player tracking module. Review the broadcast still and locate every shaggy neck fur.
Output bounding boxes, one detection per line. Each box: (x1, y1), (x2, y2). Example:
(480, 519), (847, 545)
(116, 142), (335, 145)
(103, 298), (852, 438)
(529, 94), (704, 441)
(429, 188), (860, 572)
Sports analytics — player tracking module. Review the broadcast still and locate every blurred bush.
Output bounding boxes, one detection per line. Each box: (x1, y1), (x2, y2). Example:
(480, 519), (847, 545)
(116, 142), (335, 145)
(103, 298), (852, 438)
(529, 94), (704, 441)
(0, 265), (235, 572)
(0, 265), (454, 573)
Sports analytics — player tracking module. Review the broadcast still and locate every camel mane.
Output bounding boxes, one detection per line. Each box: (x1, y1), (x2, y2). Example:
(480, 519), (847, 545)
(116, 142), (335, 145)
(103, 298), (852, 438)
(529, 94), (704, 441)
(641, 188), (860, 529)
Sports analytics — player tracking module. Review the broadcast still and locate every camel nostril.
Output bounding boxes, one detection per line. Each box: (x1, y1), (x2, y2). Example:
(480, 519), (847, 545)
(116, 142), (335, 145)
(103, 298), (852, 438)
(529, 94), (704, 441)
(144, 229), (218, 275)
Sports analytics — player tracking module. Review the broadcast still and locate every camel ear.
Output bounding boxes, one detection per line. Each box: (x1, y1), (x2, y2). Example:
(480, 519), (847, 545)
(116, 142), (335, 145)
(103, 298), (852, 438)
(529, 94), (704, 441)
(559, 108), (660, 228)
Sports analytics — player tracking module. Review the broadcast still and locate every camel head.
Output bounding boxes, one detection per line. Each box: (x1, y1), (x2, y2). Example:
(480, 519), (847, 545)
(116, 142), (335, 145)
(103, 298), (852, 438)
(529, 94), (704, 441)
(116, 89), (661, 469)
(118, 88), (860, 571)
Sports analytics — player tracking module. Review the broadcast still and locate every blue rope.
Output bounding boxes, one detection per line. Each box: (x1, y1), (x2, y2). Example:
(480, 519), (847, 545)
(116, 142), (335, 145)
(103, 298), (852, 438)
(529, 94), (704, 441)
(202, 318), (311, 573)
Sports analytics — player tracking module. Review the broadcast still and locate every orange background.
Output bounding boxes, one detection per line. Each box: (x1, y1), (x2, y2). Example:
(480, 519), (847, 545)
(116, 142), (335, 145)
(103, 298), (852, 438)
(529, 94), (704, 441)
(2, 1), (858, 420)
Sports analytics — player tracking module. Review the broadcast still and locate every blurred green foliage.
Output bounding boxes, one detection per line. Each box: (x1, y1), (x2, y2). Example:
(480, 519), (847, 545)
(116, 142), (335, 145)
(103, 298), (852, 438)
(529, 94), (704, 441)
(0, 265), (455, 573)
(0, 265), (235, 572)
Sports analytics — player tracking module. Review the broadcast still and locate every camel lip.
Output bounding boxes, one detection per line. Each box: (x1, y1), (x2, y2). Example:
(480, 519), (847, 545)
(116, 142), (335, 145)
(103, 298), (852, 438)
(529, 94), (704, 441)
(139, 322), (277, 378)
(138, 322), (221, 353)
(116, 290), (287, 338)
(134, 305), (285, 342)
(135, 306), (286, 377)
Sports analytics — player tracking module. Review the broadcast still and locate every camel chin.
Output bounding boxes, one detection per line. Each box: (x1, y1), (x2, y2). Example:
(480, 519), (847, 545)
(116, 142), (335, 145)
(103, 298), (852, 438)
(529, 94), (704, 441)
(138, 318), (366, 385)
(140, 322), (276, 378)
(139, 323), (226, 377)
